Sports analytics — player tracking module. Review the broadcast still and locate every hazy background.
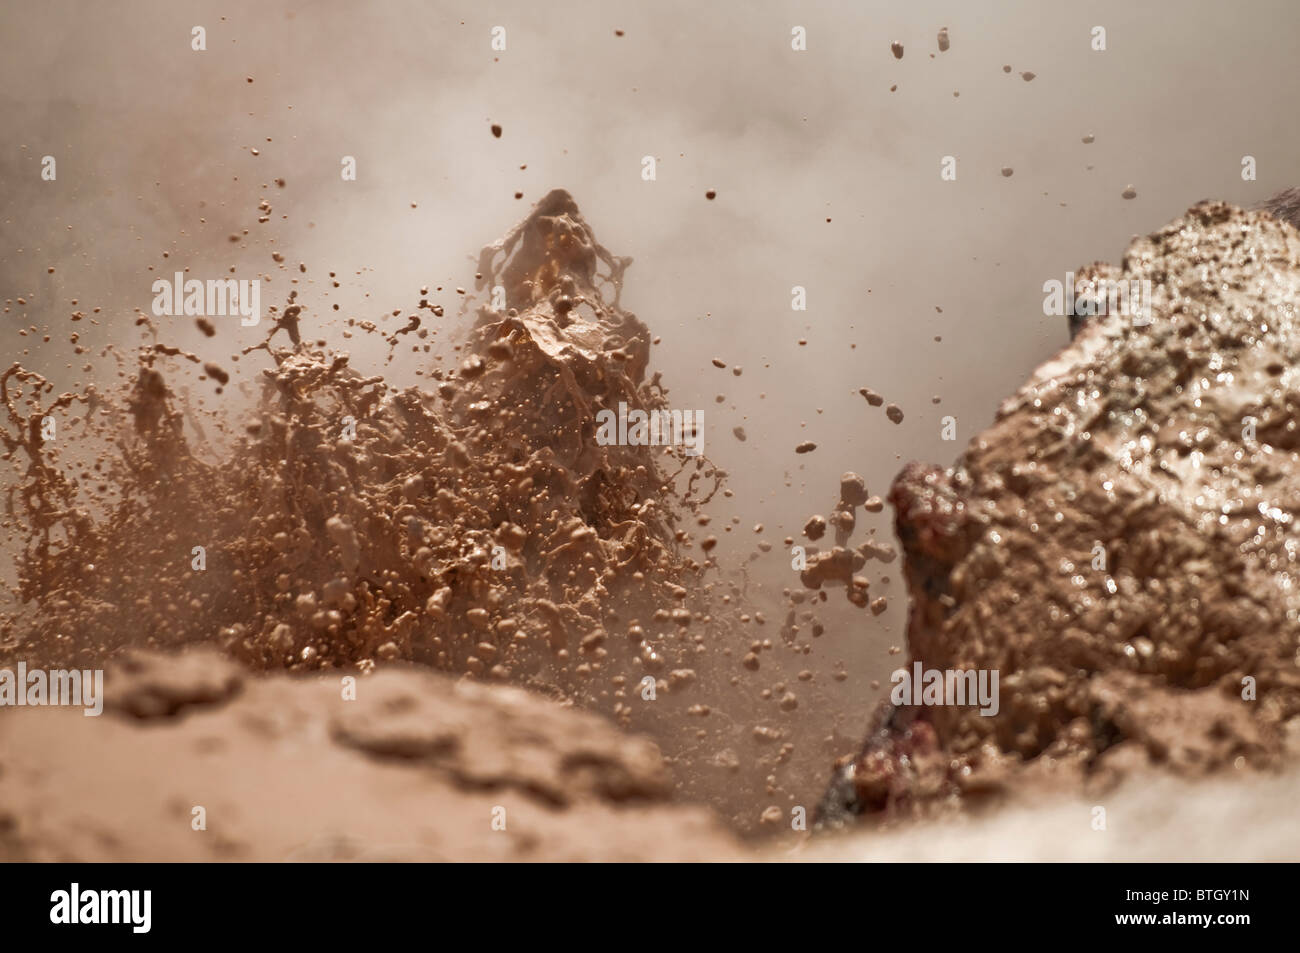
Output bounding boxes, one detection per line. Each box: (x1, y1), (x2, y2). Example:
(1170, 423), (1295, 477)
(3, 0), (1297, 747)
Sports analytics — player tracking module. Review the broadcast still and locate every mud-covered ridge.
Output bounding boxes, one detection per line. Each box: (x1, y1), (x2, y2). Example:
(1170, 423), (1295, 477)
(821, 200), (1300, 826)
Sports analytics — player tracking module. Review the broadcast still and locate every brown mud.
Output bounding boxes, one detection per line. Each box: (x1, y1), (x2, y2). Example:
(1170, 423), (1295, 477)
(819, 200), (1300, 829)
(0, 189), (870, 837)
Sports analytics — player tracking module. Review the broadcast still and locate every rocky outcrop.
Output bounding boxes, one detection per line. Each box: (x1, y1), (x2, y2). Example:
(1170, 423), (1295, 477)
(0, 650), (741, 861)
(821, 201), (1300, 824)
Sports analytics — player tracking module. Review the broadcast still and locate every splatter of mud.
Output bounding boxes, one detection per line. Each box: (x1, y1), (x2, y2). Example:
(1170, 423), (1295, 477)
(0, 188), (875, 836)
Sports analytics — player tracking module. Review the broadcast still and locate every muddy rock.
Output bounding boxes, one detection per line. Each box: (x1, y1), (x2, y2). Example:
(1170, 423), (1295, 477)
(821, 201), (1300, 825)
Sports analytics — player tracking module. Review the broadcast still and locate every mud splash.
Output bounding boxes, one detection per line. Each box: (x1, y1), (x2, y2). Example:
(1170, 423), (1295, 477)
(0, 189), (856, 834)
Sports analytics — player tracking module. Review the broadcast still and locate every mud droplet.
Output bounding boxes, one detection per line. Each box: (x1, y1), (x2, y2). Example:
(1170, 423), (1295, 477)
(1122, 185), (1138, 200)
(890, 41), (904, 59)
(840, 476), (869, 511)
(937, 27), (950, 52)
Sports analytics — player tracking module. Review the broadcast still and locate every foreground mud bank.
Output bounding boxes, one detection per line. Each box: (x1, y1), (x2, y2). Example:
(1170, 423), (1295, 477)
(820, 200), (1300, 827)
(5, 647), (1296, 863)
(0, 650), (742, 862)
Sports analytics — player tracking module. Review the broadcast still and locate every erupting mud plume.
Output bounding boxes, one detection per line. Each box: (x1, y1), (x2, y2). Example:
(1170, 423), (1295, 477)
(1, 191), (682, 672)
(0, 189), (849, 833)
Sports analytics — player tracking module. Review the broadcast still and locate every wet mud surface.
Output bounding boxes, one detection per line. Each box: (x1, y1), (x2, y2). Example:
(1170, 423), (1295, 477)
(821, 200), (1300, 828)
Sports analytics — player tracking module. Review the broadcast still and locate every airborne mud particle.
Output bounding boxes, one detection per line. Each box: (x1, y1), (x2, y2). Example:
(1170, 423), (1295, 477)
(885, 403), (904, 424)
(890, 41), (904, 59)
(803, 515), (827, 541)
(937, 27), (950, 52)
(1122, 184), (1138, 199)
(838, 472), (868, 507)
(795, 440), (817, 453)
